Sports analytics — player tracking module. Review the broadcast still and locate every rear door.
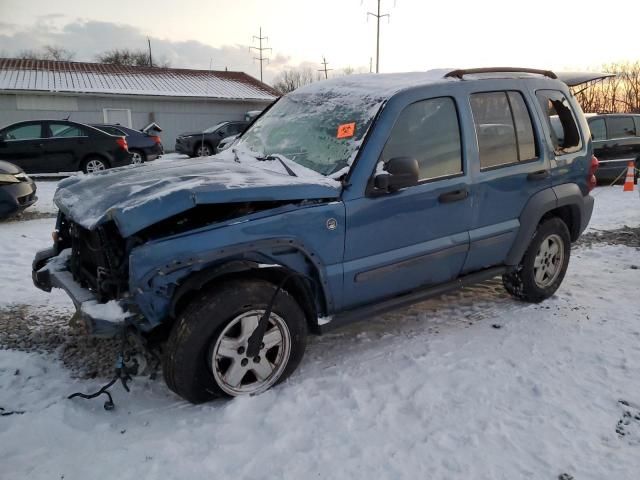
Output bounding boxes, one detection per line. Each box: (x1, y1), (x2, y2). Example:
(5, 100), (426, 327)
(43, 122), (90, 172)
(463, 89), (550, 272)
(0, 122), (46, 172)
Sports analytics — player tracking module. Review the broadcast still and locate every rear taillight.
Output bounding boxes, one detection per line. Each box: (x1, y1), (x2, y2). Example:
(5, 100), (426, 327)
(116, 137), (128, 151)
(587, 155), (599, 192)
(150, 135), (162, 144)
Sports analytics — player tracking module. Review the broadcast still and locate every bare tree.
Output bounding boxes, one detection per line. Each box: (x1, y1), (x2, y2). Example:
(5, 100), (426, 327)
(15, 45), (74, 61)
(96, 49), (170, 68)
(573, 61), (640, 113)
(272, 67), (322, 94)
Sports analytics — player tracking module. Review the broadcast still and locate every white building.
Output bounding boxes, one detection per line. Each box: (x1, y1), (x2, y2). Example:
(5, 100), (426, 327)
(0, 58), (278, 150)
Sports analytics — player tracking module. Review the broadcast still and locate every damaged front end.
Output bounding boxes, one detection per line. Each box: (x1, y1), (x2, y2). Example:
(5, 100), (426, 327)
(33, 213), (133, 336)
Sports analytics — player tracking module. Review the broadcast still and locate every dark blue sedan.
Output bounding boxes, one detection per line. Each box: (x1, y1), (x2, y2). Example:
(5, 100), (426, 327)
(91, 124), (163, 164)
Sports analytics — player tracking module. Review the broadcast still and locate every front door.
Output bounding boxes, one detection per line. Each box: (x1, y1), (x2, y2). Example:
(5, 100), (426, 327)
(463, 89), (552, 272)
(0, 122), (46, 173)
(343, 96), (472, 309)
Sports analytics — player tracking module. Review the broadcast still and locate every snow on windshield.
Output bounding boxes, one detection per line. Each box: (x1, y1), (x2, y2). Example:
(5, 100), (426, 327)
(235, 89), (385, 176)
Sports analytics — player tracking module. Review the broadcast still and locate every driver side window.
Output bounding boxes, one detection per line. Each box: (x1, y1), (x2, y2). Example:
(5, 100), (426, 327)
(2, 123), (44, 141)
(379, 97), (463, 181)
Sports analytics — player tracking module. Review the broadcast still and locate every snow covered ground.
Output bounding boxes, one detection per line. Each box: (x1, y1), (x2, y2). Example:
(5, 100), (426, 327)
(1, 183), (639, 479)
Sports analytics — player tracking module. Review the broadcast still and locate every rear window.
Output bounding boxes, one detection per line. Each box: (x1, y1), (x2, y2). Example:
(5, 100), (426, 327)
(536, 90), (582, 155)
(589, 118), (607, 141)
(97, 126), (127, 136)
(470, 91), (537, 169)
(606, 117), (636, 139)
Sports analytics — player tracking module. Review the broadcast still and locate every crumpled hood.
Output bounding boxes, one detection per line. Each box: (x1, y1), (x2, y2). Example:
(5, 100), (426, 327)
(54, 157), (341, 237)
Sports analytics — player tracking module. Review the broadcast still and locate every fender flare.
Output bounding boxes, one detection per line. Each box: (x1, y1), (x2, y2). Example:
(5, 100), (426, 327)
(505, 188), (557, 265)
(152, 239), (332, 325)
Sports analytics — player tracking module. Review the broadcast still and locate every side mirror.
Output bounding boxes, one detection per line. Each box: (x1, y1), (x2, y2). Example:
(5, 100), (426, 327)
(374, 157), (419, 192)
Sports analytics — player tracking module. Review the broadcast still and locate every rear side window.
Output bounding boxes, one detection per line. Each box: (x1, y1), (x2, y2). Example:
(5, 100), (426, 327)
(589, 118), (607, 141)
(606, 117), (636, 139)
(49, 123), (87, 138)
(2, 123), (43, 140)
(536, 90), (582, 155)
(380, 97), (462, 180)
(470, 91), (537, 169)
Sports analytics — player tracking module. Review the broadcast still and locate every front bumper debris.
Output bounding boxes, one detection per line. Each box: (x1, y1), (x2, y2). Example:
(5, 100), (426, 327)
(32, 247), (129, 337)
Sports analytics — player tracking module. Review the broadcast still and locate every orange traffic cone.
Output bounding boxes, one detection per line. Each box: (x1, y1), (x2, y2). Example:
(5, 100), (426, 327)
(623, 161), (635, 192)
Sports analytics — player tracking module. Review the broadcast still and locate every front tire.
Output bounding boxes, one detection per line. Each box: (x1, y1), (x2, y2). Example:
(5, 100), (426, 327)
(502, 217), (571, 303)
(163, 279), (307, 403)
(130, 149), (145, 165)
(195, 143), (212, 157)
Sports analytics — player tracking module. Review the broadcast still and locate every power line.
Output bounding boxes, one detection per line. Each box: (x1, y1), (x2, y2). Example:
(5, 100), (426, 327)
(366, 0), (392, 73)
(250, 27), (271, 83)
(318, 56), (333, 79)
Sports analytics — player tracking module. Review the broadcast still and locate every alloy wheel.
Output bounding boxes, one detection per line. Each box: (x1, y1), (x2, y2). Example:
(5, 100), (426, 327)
(533, 233), (564, 288)
(86, 159), (106, 173)
(211, 310), (291, 396)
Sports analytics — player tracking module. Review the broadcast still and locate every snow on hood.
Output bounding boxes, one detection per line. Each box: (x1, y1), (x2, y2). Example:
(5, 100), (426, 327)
(54, 155), (341, 237)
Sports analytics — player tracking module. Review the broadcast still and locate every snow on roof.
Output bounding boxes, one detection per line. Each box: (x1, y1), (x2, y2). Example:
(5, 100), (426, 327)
(0, 58), (278, 101)
(293, 69), (455, 99)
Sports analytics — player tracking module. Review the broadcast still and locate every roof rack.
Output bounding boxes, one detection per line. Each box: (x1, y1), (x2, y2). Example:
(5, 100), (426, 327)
(445, 67), (557, 80)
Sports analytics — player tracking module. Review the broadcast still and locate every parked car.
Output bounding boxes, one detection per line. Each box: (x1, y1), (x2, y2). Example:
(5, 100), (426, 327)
(585, 113), (640, 183)
(34, 68), (602, 403)
(175, 121), (248, 157)
(215, 134), (239, 153)
(0, 120), (132, 174)
(91, 124), (163, 164)
(0, 160), (37, 219)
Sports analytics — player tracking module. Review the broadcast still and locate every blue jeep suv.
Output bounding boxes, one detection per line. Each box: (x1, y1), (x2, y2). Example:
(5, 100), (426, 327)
(33, 68), (599, 403)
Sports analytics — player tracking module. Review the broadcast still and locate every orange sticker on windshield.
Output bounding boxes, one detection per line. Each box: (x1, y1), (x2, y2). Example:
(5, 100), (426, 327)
(337, 122), (356, 139)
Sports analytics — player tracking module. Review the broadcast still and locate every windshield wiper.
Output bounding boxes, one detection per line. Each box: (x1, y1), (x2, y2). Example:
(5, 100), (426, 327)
(258, 155), (297, 177)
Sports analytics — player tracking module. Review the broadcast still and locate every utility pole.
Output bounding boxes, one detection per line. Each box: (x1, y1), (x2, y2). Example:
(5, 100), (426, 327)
(367, 0), (390, 73)
(318, 56), (333, 79)
(250, 27), (271, 83)
(147, 37), (153, 67)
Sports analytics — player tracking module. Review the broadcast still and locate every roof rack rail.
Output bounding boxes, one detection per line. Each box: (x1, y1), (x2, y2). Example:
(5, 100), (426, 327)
(445, 67), (557, 80)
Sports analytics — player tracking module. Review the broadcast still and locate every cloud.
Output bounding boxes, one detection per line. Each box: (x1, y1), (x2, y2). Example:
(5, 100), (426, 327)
(0, 18), (316, 83)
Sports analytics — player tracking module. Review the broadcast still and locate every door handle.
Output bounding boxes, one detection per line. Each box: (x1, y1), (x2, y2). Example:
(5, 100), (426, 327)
(527, 170), (550, 181)
(438, 189), (468, 203)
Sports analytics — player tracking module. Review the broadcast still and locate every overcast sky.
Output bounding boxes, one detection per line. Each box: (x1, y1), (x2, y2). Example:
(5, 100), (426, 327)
(0, 0), (637, 83)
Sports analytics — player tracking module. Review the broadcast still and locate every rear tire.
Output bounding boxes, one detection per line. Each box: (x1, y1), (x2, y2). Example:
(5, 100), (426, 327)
(163, 278), (307, 403)
(81, 156), (108, 174)
(502, 217), (571, 303)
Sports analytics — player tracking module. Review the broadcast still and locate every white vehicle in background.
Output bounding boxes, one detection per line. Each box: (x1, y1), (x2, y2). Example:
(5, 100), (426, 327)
(216, 110), (265, 153)
(215, 134), (239, 153)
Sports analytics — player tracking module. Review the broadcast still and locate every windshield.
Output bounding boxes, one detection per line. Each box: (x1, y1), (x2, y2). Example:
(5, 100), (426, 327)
(236, 90), (383, 175)
(203, 122), (228, 134)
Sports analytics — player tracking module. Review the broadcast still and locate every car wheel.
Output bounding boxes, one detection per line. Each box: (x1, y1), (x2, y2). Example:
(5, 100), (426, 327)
(163, 278), (307, 403)
(195, 143), (212, 157)
(502, 217), (571, 303)
(130, 150), (145, 165)
(82, 157), (108, 174)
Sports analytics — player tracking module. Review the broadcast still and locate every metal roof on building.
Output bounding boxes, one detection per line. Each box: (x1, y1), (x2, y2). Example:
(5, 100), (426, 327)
(0, 58), (278, 101)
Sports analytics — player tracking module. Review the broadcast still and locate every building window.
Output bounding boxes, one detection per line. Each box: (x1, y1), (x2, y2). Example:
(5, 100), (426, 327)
(103, 108), (132, 128)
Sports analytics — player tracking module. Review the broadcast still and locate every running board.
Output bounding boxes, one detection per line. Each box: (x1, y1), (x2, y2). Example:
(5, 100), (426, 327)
(321, 266), (509, 333)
